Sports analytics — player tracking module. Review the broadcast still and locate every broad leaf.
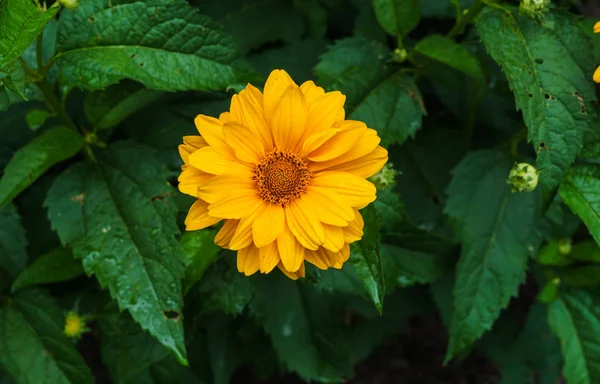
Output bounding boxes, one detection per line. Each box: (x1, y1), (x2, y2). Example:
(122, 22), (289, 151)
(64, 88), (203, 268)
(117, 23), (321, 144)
(0, 126), (83, 208)
(54, 0), (256, 91)
(414, 34), (484, 79)
(548, 288), (600, 384)
(0, 204), (27, 281)
(349, 204), (385, 313)
(381, 243), (450, 290)
(0, 0), (59, 68)
(0, 289), (93, 384)
(372, 0), (420, 38)
(180, 229), (220, 295)
(11, 248), (84, 292)
(444, 150), (539, 361)
(83, 82), (163, 130)
(0, 61), (26, 111)
(45, 141), (187, 364)
(477, 9), (597, 190)
(560, 165), (600, 249)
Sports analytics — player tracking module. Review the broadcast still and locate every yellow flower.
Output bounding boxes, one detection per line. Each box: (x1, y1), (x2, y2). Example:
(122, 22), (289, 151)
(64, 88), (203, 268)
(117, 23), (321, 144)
(63, 311), (87, 339)
(178, 69), (388, 279)
(594, 22), (600, 83)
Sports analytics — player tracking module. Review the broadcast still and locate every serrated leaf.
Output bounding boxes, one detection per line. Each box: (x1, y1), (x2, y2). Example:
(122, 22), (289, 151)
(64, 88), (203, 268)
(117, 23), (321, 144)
(0, 126), (83, 208)
(45, 141), (187, 364)
(349, 204), (385, 314)
(414, 34), (484, 79)
(349, 73), (424, 147)
(372, 0), (420, 37)
(0, 204), (27, 282)
(477, 9), (596, 190)
(53, 0), (257, 91)
(180, 228), (220, 295)
(83, 82), (163, 130)
(560, 165), (600, 250)
(0, 289), (93, 384)
(548, 288), (600, 384)
(11, 248), (84, 292)
(444, 150), (539, 362)
(0, 61), (26, 111)
(25, 109), (52, 130)
(0, 0), (59, 68)
(381, 243), (450, 290)
(99, 311), (170, 384)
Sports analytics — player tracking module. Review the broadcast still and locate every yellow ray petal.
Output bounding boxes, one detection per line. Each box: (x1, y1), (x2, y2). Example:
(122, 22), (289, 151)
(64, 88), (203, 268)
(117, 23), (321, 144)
(237, 245), (260, 276)
(196, 175), (255, 203)
(179, 136), (207, 164)
(231, 90), (273, 150)
(322, 224), (345, 252)
(277, 226), (305, 272)
(245, 83), (264, 106)
(311, 171), (376, 209)
(278, 262), (305, 280)
(285, 198), (325, 250)
(271, 85), (308, 151)
(307, 123), (363, 162)
(343, 209), (364, 243)
(184, 199), (221, 231)
(259, 241), (280, 273)
(308, 128), (380, 172)
(208, 193), (263, 220)
(323, 146), (388, 178)
(215, 219), (239, 248)
(299, 80), (325, 104)
(219, 112), (232, 123)
(223, 122), (265, 164)
(252, 204), (285, 247)
(194, 114), (235, 158)
(304, 249), (329, 270)
(263, 69), (297, 120)
(301, 128), (340, 155)
(595, 66), (600, 83)
(188, 146), (253, 176)
(304, 91), (346, 138)
(178, 165), (212, 197)
(229, 202), (265, 250)
(595, 21), (600, 34)
(304, 188), (355, 226)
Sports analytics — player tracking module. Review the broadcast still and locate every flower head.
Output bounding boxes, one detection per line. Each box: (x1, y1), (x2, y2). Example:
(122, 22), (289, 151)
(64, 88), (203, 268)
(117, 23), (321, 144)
(178, 69), (387, 279)
(63, 311), (87, 340)
(507, 162), (539, 193)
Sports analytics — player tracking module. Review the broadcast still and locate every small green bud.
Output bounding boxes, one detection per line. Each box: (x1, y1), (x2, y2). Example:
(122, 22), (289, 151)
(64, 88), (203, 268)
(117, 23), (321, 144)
(520, 0), (550, 15)
(59, 0), (80, 10)
(507, 162), (539, 193)
(392, 48), (408, 63)
(557, 238), (572, 255)
(369, 163), (398, 190)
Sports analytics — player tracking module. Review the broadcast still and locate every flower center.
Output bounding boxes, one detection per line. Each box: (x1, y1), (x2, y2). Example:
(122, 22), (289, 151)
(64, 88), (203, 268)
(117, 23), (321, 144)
(253, 148), (312, 206)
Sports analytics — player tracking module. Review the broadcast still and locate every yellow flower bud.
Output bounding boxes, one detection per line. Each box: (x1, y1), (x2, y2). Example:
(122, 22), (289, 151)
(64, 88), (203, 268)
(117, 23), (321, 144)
(507, 162), (538, 193)
(63, 311), (87, 340)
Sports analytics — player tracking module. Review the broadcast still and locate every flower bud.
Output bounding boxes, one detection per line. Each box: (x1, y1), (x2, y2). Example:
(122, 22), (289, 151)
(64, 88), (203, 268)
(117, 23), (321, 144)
(558, 238), (572, 255)
(63, 311), (88, 340)
(369, 163), (398, 190)
(507, 162), (538, 193)
(520, 0), (550, 15)
(392, 48), (408, 63)
(59, 0), (80, 10)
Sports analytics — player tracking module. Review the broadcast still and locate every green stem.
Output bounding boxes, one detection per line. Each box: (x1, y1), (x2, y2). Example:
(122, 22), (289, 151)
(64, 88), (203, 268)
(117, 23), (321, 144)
(36, 78), (77, 131)
(36, 34), (43, 72)
(446, 0), (486, 39)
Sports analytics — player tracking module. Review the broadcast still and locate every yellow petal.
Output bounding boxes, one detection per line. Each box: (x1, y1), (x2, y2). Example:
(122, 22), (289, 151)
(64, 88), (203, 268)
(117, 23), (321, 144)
(271, 85), (308, 151)
(278, 262), (305, 280)
(311, 171), (376, 209)
(194, 114), (235, 158)
(178, 165), (212, 197)
(301, 128), (340, 155)
(323, 146), (388, 178)
(309, 128), (380, 172)
(263, 69), (297, 120)
(299, 80), (325, 104)
(237, 245), (260, 276)
(285, 198), (325, 250)
(252, 204), (285, 247)
(595, 21), (600, 34)
(343, 209), (364, 243)
(277, 226), (305, 272)
(188, 146), (253, 176)
(304, 91), (346, 138)
(595, 66), (600, 83)
(196, 175), (255, 204)
(245, 83), (264, 106)
(208, 193), (263, 220)
(322, 224), (344, 252)
(223, 122), (265, 164)
(231, 89), (273, 150)
(228, 202), (265, 250)
(259, 241), (280, 273)
(303, 187), (355, 226)
(307, 122), (363, 162)
(219, 112), (232, 123)
(304, 249), (329, 270)
(179, 136), (207, 164)
(215, 219), (239, 248)
(184, 199), (221, 231)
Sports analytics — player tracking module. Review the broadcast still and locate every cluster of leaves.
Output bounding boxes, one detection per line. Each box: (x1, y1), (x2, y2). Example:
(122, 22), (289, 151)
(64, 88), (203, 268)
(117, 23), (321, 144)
(2, 0), (600, 383)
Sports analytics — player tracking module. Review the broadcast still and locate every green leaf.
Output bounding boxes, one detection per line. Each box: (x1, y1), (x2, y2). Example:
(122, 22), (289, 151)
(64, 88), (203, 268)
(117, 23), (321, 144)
(25, 109), (52, 131)
(0, 0), (59, 68)
(560, 165), (600, 249)
(381, 243), (451, 289)
(204, 315), (246, 384)
(99, 310), (170, 384)
(180, 229), (220, 295)
(414, 34), (484, 79)
(477, 9), (597, 190)
(349, 73), (425, 147)
(535, 240), (573, 266)
(569, 240), (600, 263)
(372, 0), (420, 37)
(45, 141), (187, 364)
(561, 266), (600, 287)
(0, 204), (27, 281)
(0, 289), (93, 383)
(548, 288), (600, 384)
(0, 61), (26, 111)
(0, 126), (83, 208)
(349, 204), (385, 314)
(84, 82), (163, 130)
(11, 248), (84, 292)
(444, 150), (540, 361)
(54, 0), (256, 91)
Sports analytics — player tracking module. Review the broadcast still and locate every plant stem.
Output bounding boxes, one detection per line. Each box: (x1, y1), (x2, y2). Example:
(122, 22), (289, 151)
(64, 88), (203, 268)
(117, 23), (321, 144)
(446, 0), (486, 39)
(36, 78), (77, 131)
